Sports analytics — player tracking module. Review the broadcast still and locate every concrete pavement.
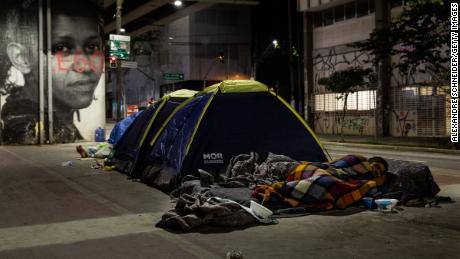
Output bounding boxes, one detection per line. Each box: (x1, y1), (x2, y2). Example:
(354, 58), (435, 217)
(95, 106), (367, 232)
(0, 144), (459, 258)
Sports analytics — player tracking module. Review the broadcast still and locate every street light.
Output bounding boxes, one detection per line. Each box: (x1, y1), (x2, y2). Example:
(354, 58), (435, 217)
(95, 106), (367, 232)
(174, 1), (182, 7)
(251, 39), (281, 80)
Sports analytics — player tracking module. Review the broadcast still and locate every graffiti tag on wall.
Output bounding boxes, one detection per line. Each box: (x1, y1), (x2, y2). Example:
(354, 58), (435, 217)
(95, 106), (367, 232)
(391, 110), (417, 137)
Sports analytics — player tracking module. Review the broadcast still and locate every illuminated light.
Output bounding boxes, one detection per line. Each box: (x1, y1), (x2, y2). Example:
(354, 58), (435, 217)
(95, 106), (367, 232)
(174, 1), (182, 7)
(109, 56), (117, 68)
(169, 36), (174, 40)
(232, 74), (249, 80)
(272, 39), (280, 49)
(218, 52), (225, 63)
(272, 40), (278, 45)
(120, 28), (126, 33)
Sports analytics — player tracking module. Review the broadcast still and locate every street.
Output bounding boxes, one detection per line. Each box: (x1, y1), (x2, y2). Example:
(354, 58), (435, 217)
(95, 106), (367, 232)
(0, 143), (459, 258)
(325, 143), (460, 172)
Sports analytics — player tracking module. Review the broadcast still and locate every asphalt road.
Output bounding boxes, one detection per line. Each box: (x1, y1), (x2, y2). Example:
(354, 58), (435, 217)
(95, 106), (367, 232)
(324, 143), (460, 174)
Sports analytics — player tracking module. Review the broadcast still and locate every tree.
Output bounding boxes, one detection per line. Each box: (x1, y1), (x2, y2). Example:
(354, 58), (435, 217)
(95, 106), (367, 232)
(352, 0), (450, 86)
(318, 67), (372, 141)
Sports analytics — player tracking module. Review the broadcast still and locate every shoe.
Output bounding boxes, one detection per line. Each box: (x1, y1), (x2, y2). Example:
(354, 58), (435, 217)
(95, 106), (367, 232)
(76, 145), (89, 158)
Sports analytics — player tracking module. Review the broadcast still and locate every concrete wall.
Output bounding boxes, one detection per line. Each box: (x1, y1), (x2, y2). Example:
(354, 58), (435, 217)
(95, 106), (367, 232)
(313, 14), (374, 49)
(298, 0), (354, 11)
(314, 113), (375, 136)
(0, 0), (105, 144)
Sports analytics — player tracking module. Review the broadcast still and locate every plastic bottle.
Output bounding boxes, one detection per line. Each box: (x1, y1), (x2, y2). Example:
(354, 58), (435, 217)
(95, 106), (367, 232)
(61, 161), (73, 167)
(95, 127), (105, 142)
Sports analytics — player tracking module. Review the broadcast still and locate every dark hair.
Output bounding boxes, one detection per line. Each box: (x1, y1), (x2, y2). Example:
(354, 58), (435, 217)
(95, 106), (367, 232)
(0, 0), (39, 95)
(51, 0), (104, 37)
(368, 157), (388, 172)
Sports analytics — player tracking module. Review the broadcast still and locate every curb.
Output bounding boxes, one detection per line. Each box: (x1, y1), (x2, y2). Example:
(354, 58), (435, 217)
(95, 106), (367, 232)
(321, 141), (460, 155)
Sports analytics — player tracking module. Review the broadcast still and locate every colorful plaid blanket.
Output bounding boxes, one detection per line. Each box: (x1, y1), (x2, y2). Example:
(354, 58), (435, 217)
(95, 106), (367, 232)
(252, 155), (384, 210)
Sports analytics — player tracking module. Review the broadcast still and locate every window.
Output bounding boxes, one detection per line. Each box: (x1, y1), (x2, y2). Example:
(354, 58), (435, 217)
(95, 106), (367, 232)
(314, 12), (323, 27)
(402, 87), (418, 97)
(323, 8), (334, 26)
(347, 92), (358, 110)
(420, 87), (433, 96)
(325, 93), (338, 111)
(314, 90), (376, 112)
(357, 90), (376, 110)
(313, 1), (375, 28)
(356, 0), (369, 17)
(315, 94), (325, 111)
(334, 5), (345, 22)
(345, 2), (356, 19)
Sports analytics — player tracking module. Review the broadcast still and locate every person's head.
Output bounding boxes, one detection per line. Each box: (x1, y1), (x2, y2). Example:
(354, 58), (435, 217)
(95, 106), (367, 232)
(51, 0), (104, 110)
(0, 0), (103, 111)
(0, 0), (39, 99)
(368, 156), (388, 177)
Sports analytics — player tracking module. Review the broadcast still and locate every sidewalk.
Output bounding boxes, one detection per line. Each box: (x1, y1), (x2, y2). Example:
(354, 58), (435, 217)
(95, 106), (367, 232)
(1, 144), (459, 258)
(318, 134), (460, 154)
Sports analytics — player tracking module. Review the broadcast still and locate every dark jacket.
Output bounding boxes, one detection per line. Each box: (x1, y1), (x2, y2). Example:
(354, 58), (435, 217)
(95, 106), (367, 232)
(1, 88), (82, 144)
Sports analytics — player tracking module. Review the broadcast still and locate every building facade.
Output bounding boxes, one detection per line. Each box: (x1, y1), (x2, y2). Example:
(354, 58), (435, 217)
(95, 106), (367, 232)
(125, 4), (252, 100)
(298, 0), (451, 137)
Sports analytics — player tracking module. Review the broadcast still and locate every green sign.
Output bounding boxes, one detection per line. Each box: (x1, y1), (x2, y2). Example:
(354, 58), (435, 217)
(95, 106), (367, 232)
(109, 34), (131, 60)
(163, 73), (184, 80)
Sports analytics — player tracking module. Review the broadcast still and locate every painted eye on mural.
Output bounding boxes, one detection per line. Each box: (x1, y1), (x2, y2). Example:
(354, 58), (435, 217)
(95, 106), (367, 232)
(85, 43), (101, 54)
(52, 44), (71, 56)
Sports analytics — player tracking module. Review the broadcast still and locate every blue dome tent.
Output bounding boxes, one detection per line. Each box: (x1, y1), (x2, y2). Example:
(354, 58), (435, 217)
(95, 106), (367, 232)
(133, 80), (328, 191)
(111, 89), (198, 174)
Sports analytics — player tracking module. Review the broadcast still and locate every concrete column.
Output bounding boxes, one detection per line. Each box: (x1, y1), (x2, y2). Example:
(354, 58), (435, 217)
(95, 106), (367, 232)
(288, 0), (296, 109)
(115, 0), (125, 121)
(295, 2), (305, 117)
(304, 12), (314, 126)
(375, 0), (391, 137)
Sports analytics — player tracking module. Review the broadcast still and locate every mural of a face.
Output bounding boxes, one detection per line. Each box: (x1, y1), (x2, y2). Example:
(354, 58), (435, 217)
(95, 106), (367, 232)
(51, 13), (103, 109)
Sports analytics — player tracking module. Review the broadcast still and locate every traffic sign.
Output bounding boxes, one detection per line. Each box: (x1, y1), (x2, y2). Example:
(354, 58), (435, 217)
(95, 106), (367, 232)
(109, 34), (131, 60)
(163, 73), (184, 80)
(120, 61), (138, 69)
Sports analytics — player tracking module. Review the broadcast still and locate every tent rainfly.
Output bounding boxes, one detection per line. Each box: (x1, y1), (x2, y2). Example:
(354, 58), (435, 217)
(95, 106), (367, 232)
(111, 89), (198, 174)
(133, 80), (328, 191)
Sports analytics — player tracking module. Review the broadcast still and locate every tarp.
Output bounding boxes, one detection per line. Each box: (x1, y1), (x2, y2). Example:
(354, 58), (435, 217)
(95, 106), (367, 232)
(108, 111), (142, 145)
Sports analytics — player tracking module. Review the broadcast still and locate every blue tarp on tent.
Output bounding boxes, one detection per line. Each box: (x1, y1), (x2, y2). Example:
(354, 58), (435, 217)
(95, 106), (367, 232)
(108, 111), (143, 145)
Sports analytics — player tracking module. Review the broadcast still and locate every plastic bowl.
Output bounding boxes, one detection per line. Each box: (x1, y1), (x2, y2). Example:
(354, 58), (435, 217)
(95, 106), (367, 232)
(374, 199), (398, 212)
